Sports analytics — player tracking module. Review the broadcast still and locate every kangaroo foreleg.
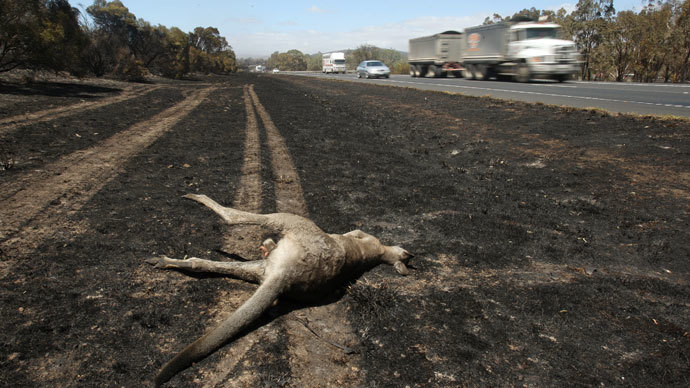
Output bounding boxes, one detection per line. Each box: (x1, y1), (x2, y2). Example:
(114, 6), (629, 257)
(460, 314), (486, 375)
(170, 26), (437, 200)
(146, 256), (266, 283)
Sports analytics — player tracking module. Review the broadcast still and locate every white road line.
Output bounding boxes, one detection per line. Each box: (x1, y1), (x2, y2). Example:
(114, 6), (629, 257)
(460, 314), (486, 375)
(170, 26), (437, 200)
(387, 79), (690, 109)
(572, 81), (690, 88)
(536, 84), (577, 88)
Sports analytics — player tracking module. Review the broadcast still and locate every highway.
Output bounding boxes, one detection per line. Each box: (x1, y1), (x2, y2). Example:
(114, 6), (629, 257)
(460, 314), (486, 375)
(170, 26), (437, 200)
(289, 72), (690, 118)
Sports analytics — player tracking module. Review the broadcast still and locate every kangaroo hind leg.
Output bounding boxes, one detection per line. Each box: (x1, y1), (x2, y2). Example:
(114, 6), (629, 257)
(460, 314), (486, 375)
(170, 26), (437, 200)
(146, 256), (265, 283)
(183, 194), (267, 226)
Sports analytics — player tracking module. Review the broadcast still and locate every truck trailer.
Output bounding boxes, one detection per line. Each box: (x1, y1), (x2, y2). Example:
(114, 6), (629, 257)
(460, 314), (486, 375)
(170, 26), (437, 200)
(461, 20), (579, 82)
(322, 52), (347, 74)
(408, 31), (464, 78)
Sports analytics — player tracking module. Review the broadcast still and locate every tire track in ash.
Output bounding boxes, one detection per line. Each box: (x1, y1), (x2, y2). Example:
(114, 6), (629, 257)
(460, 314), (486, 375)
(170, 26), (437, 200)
(221, 85), (265, 258)
(247, 85), (361, 387)
(247, 85), (308, 217)
(200, 85), (266, 387)
(0, 84), (162, 137)
(0, 86), (216, 267)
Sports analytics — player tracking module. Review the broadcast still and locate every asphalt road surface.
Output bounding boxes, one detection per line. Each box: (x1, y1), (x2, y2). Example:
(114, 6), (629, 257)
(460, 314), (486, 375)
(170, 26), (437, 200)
(289, 72), (690, 118)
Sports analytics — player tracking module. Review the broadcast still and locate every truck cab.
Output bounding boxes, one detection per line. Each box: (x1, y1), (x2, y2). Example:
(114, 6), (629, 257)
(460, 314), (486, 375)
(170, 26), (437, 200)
(322, 52), (347, 74)
(506, 23), (579, 82)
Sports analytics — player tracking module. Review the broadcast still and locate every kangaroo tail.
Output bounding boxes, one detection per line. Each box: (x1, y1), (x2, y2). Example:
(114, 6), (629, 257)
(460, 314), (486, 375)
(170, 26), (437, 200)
(153, 275), (285, 387)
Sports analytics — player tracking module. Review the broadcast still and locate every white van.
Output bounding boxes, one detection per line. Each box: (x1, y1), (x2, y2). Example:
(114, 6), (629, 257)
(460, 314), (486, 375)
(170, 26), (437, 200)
(322, 52), (346, 73)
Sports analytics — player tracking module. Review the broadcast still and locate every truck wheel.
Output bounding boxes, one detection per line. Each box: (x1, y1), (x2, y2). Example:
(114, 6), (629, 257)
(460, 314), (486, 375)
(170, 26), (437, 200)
(464, 65), (478, 80)
(418, 66), (427, 78)
(414, 66), (422, 77)
(515, 63), (530, 83)
(462, 67), (473, 79)
(410, 66), (416, 77)
(428, 65), (437, 78)
(555, 74), (569, 83)
(473, 65), (486, 80)
(433, 65), (443, 78)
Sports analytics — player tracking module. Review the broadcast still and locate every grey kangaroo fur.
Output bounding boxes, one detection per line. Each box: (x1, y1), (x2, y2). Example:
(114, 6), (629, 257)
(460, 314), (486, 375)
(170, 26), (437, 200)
(146, 193), (413, 386)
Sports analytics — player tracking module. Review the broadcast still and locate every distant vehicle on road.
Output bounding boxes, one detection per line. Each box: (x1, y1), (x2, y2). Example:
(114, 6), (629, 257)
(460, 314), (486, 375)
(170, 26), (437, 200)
(408, 31), (464, 78)
(356, 61), (390, 79)
(322, 52), (347, 73)
(255, 65), (265, 72)
(272, 68), (280, 73)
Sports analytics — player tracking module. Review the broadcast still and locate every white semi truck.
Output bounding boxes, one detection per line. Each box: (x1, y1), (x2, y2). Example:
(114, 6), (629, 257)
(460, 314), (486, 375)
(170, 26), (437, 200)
(462, 19), (579, 82)
(322, 52), (347, 74)
(408, 18), (580, 82)
(408, 31), (464, 78)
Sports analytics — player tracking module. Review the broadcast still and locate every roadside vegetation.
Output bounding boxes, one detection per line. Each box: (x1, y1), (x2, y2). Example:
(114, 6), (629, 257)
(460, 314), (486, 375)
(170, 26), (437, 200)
(347, 45), (409, 74)
(265, 50), (309, 72)
(261, 46), (409, 74)
(0, 0), (237, 81)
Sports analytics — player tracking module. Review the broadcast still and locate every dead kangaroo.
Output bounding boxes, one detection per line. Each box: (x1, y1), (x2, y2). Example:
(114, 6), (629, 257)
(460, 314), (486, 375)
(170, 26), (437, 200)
(146, 194), (412, 386)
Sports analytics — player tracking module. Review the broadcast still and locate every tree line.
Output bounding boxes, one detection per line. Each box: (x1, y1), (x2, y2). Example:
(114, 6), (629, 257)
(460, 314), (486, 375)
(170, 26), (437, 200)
(0, 0), (237, 81)
(486, 0), (689, 82)
(262, 46), (409, 74)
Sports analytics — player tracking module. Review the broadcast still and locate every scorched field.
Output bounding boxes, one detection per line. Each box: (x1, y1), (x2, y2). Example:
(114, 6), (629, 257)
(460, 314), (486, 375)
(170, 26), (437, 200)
(0, 73), (688, 387)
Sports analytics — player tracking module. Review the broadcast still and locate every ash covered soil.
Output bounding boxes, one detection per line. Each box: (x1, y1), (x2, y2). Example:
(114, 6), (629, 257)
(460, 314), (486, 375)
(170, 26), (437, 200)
(0, 73), (688, 387)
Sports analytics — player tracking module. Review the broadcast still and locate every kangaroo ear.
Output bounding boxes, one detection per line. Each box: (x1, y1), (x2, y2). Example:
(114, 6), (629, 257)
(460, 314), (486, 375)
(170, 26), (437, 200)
(394, 261), (409, 276)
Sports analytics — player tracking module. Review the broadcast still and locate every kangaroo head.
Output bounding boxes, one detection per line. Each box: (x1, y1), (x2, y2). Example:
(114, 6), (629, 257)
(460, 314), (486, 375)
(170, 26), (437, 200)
(382, 245), (413, 275)
(345, 230), (413, 275)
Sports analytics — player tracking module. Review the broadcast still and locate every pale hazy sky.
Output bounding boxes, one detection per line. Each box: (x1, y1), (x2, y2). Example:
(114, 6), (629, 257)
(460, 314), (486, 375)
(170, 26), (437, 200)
(74, 1), (647, 58)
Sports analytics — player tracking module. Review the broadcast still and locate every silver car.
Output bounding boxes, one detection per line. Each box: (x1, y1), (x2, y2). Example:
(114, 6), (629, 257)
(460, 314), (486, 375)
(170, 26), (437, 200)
(356, 60), (390, 79)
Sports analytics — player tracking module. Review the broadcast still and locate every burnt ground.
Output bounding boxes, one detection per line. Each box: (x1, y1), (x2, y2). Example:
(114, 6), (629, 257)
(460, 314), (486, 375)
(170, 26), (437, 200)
(0, 73), (688, 387)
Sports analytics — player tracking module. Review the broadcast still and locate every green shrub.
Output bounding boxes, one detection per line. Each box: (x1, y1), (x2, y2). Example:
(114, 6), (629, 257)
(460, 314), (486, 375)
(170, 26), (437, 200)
(112, 50), (148, 82)
(391, 62), (410, 75)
